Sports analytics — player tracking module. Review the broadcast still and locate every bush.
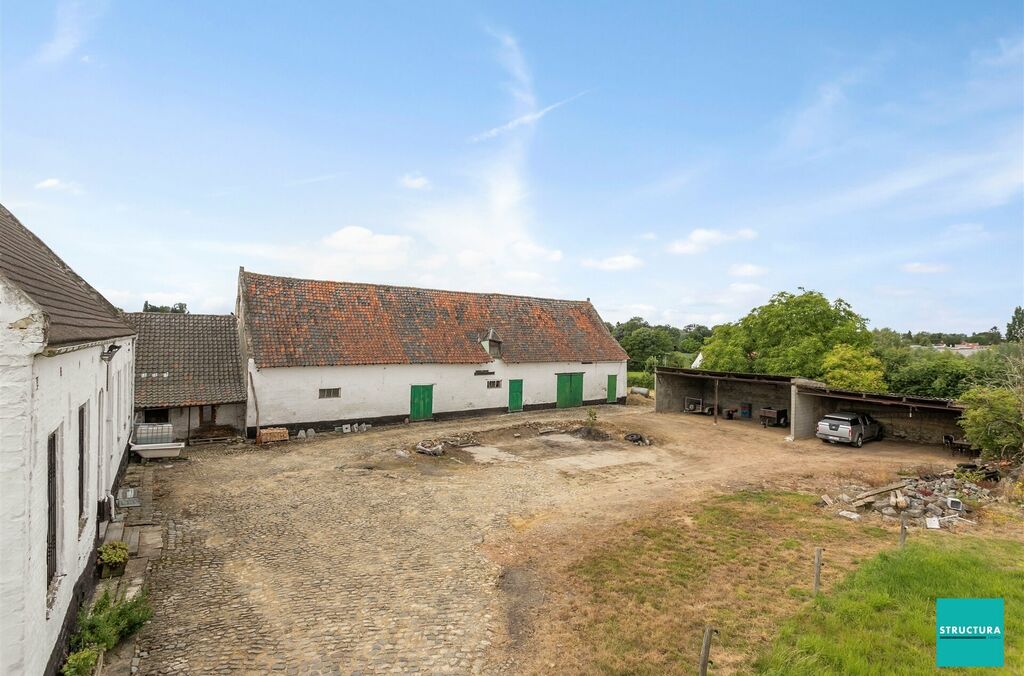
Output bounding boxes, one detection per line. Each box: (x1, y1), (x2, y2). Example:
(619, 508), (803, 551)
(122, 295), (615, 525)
(97, 541), (129, 566)
(958, 386), (1024, 462)
(72, 591), (152, 652)
(627, 371), (654, 390)
(61, 648), (98, 676)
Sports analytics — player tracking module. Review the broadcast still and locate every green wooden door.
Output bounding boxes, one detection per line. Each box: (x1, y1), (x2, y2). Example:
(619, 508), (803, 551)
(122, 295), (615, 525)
(571, 373), (584, 406)
(557, 373), (584, 408)
(410, 385), (433, 421)
(607, 374), (617, 403)
(508, 379), (523, 412)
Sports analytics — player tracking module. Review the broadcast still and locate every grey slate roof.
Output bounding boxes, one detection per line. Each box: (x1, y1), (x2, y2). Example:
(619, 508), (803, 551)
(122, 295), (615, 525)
(125, 312), (247, 408)
(0, 202), (134, 346)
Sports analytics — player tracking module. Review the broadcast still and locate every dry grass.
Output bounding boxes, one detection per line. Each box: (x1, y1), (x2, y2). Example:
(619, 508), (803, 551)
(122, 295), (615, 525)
(846, 464), (898, 487)
(518, 491), (898, 674)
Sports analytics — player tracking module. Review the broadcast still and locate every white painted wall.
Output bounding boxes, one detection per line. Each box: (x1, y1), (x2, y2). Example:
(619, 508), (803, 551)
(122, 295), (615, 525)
(0, 276), (135, 676)
(246, 358), (627, 428)
(137, 403), (245, 440)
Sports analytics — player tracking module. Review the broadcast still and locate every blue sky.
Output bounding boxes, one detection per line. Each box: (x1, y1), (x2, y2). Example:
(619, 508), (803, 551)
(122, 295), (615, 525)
(2, 1), (1022, 333)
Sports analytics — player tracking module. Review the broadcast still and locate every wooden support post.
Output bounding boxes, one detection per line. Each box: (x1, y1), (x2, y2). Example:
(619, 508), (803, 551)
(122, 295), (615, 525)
(713, 379), (719, 425)
(698, 625), (717, 676)
(900, 514), (907, 548)
(813, 547), (823, 596)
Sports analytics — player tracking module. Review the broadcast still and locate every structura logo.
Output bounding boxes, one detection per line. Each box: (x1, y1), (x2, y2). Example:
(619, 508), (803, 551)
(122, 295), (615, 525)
(936, 598), (1004, 667)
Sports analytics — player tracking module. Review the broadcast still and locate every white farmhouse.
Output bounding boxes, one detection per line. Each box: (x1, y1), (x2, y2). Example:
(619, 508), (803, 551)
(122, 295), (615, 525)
(0, 204), (136, 675)
(235, 269), (628, 435)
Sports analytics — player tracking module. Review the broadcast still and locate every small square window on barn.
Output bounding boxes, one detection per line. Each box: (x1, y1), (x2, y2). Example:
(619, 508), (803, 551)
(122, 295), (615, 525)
(487, 380), (502, 389)
(319, 388), (340, 399)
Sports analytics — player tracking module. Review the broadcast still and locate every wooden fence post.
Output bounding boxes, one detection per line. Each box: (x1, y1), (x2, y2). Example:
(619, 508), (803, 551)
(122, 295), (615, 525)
(698, 625), (717, 676)
(813, 547), (823, 596)
(899, 514), (907, 548)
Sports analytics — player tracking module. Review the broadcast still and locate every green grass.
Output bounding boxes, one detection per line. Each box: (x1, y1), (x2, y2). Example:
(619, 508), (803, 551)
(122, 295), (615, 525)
(755, 538), (1024, 675)
(626, 371), (654, 390)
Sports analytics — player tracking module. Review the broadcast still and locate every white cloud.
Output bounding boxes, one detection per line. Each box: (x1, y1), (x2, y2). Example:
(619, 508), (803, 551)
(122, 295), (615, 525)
(639, 232), (657, 240)
(902, 262), (950, 274)
(400, 172), (431, 190)
(728, 263), (767, 277)
(581, 255), (644, 271)
(668, 228), (757, 254)
(37, 0), (108, 63)
(471, 91), (587, 142)
(34, 177), (84, 195)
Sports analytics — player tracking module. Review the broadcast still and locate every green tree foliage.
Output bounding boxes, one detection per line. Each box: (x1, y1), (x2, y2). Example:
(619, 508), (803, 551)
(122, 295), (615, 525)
(700, 290), (870, 378)
(886, 351), (975, 399)
(621, 327), (674, 370)
(1007, 306), (1024, 342)
(822, 344), (887, 391)
(143, 300), (188, 313)
(958, 387), (1024, 462)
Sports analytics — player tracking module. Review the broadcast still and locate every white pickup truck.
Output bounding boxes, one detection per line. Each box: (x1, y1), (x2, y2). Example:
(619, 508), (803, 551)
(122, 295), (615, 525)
(816, 412), (883, 448)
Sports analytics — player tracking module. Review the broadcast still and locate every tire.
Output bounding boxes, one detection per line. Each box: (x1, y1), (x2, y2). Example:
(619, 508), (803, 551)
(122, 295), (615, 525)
(854, 434), (863, 448)
(876, 428), (884, 441)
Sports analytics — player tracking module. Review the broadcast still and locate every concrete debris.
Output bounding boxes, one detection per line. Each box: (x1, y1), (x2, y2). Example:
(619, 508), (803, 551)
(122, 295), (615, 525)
(838, 510), (861, 521)
(820, 494), (834, 506)
(395, 449), (410, 459)
(416, 441), (444, 456)
(306, 429), (315, 439)
(297, 430), (306, 439)
(538, 428), (563, 435)
(830, 470), (997, 530)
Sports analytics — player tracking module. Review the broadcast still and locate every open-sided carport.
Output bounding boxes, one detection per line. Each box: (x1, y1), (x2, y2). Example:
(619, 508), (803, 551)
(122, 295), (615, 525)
(655, 367), (793, 430)
(790, 380), (965, 444)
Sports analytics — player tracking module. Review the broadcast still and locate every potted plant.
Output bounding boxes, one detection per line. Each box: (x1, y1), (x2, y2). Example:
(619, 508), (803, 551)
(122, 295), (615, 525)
(97, 541), (129, 578)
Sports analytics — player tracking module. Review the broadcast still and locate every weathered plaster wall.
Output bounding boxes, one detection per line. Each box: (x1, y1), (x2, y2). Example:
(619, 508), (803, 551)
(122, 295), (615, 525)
(0, 276), (135, 676)
(246, 359), (627, 428)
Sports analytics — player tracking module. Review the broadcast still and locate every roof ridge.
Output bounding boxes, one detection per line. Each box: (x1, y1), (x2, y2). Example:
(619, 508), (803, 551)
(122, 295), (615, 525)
(241, 269), (593, 306)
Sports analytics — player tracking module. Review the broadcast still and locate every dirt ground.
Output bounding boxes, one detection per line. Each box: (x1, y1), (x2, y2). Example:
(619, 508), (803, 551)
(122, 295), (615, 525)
(134, 402), (960, 674)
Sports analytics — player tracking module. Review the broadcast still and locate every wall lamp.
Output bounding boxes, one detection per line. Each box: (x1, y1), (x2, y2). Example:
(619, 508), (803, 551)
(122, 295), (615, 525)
(100, 344), (122, 363)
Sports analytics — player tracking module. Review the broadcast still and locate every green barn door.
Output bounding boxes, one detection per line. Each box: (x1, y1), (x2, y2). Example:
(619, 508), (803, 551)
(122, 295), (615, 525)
(410, 385), (433, 421)
(570, 373), (584, 406)
(607, 374), (617, 403)
(508, 379), (523, 412)
(557, 373), (584, 408)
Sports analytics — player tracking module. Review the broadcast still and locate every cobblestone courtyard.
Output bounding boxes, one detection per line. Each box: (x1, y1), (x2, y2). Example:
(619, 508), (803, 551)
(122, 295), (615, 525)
(132, 405), (952, 674)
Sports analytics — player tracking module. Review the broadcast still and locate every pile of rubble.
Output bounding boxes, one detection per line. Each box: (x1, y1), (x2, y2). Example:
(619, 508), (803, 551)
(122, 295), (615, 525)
(414, 433), (479, 456)
(825, 464), (1002, 530)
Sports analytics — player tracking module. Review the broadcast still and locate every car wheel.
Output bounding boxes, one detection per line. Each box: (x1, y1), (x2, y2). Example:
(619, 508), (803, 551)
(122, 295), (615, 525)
(854, 434), (863, 448)
(876, 428), (884, 441)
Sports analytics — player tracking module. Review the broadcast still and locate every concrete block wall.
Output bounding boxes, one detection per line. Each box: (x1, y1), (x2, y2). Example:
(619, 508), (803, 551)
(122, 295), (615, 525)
(791, 389), (827, 439)
(655, 373), (789, 417)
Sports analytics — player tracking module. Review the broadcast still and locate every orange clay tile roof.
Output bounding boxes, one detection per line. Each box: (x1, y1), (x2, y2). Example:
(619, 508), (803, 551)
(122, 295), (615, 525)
(240, 271), (628, 368)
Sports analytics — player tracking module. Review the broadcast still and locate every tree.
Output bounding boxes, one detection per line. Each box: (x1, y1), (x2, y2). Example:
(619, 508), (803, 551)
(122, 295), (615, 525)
(1007, 306), (1024, 342)
(611, 316), (650, 342)
(621, 327), (674, 370)
(887, 350), (974, 399)
(700, 290), (871, 378)
(822, 344), (887, 391)
(143, 301), (188, 314)
(959, 387), (1024, 462)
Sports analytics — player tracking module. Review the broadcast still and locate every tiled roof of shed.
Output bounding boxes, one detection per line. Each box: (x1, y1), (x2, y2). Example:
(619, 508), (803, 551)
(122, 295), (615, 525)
(240, 270), (628, 368)
(0, 203), (134, 346)
(125, 312), (247, 408)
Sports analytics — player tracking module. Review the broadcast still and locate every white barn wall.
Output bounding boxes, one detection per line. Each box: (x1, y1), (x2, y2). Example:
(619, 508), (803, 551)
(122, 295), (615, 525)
(247, 359), (627, 429)
(0, 277), (134, 676)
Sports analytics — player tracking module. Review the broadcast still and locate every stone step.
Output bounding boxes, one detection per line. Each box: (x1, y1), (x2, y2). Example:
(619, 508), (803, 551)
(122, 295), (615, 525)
(104, 521), (125, 544)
